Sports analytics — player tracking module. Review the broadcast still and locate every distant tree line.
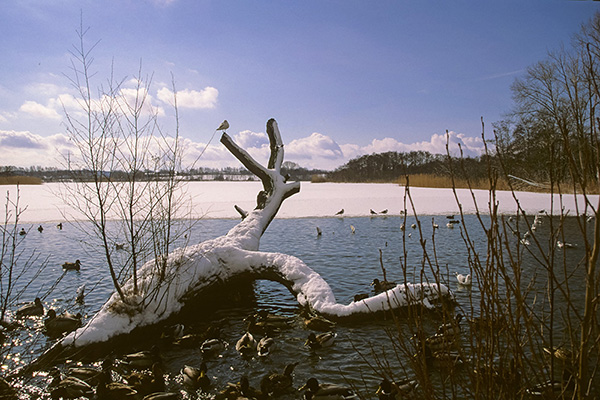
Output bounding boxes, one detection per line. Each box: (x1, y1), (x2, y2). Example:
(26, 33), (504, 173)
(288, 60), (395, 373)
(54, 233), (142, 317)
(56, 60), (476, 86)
(0, 164), (329, 183)
(324, 150), (495, 183)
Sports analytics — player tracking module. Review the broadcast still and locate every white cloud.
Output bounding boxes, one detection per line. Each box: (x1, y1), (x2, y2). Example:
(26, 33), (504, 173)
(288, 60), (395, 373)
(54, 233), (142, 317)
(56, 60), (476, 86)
(233, 130), (268, 149)
(156, 87), (218, 109)
(19, 101), (62, 120)
(0, 130), (75, 167)
(287, 133), (344, 160)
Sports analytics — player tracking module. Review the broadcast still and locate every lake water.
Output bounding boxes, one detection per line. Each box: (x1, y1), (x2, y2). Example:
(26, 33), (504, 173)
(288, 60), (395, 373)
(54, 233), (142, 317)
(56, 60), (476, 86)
(5, 210), (595, 398)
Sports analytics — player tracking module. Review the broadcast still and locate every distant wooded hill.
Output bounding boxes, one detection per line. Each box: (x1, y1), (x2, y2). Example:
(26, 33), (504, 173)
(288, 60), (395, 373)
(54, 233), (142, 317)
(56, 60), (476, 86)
(324, 151), (493, 184)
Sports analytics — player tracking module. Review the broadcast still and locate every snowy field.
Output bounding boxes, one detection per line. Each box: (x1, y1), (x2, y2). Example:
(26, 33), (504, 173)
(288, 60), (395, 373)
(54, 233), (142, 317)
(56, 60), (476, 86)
(6, 181), (598, 224)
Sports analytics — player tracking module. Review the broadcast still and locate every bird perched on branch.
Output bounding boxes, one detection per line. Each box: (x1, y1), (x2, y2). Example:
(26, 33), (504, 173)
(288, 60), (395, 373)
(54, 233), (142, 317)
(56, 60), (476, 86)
(216, 120), (229, 132)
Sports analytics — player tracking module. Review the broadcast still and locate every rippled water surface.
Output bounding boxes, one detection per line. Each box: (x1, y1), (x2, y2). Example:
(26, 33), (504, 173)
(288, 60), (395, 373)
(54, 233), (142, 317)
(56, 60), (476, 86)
(4, 214), (593, 398)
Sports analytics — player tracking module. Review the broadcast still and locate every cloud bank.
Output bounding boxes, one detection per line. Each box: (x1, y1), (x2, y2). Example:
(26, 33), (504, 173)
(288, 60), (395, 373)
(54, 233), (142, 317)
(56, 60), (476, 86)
(0, 128), (487, 171)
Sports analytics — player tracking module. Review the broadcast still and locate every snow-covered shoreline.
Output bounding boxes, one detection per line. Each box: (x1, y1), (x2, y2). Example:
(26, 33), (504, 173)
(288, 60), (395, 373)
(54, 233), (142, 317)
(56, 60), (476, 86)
(6, 181), (597, 224)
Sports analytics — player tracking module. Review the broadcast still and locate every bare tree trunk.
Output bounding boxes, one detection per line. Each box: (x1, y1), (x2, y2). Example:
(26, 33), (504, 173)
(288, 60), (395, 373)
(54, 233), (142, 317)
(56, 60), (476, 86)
(219, 118), (300, 250)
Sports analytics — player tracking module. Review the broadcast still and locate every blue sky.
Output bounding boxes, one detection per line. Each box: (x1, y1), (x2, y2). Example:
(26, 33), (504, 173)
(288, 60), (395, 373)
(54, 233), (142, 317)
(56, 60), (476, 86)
(0, 0), (598, 170)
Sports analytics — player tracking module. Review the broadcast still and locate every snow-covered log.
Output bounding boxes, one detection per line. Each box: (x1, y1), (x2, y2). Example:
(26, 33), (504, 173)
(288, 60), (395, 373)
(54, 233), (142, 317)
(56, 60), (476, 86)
(21, 119), (451, 375)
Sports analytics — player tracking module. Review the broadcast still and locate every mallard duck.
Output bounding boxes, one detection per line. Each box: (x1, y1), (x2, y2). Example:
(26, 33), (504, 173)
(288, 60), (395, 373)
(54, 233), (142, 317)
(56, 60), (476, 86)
(353, 293), (369, 302)
(455, 272), (472, 286)
(244, 314), (274, 336)
(15, 297), (44, 317)
(62, 260), (81, 271)
(175, 325), (220, 347)
(421, 345), (466, 369)
(300, 377), (358, 400)
(44, 309), (82, 337)
(182, 361), (210, 392)
(257, 336), (276, 357)
(236, 331), (257, 357)
(305, 332), (336, 349)
(371, 278), (396, 292)
(67, 365), (103, 386)
(304, 314), (336, 331)
(18, 228), (26, 236)
(423, 330), (458, 352)
(436, 314), (463, 336)
(0, 317), (19, 331)
(216, 375), (261, 400)
(125, 362), (165, 396)
(254, 309), (292, 326)
(96, 370), (138, 399)
(37, 225), (43, 232)
(375, 377), (419, 400)
(160, 323), (185, 342)
(543, 346), (575, 366)
(525, 369), (574, 397)
(200, 338), (227, 357)
(260, 362), (297, 397)
(121, 345), (161, 369)
(49, 368), (94, 400)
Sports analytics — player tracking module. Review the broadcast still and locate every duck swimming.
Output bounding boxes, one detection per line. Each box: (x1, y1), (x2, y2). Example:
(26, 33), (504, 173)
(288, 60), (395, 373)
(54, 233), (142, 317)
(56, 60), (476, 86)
(48, 368), (94, 400)
(121, 345), (161, 369)
(15, 297), (44, 317)
(455, 272), (472, 286)
(305, 331), (336, 349)
(62, 260), (81, 271)
(44, 309), (82, 337)
(257, 336), (276, 357)
(235, 331), (257, 357)
(181, 361), (210, 392)
(300, 377), (358, 400)
(260, 362), (297, 397)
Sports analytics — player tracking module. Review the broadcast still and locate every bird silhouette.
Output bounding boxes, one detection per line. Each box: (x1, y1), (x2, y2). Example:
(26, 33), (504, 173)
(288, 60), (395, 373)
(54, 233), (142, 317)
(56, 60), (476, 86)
(335, 209), (344, 216)
(216, 120), (229, 131)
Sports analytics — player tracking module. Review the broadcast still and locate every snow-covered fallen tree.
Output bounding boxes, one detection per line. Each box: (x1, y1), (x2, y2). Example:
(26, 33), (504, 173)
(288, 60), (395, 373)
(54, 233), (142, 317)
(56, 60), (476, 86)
(23, 119), (452, 373)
